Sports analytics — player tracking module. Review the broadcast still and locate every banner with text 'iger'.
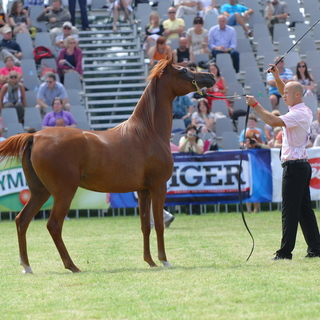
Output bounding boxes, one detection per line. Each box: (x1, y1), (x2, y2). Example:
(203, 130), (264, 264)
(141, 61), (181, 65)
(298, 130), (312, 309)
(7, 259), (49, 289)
(110, 149), (272, 208)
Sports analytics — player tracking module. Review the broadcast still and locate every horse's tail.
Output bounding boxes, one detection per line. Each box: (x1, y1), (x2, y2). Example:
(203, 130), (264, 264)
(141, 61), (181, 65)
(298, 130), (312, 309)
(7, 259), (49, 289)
(0, 133), (34, 161)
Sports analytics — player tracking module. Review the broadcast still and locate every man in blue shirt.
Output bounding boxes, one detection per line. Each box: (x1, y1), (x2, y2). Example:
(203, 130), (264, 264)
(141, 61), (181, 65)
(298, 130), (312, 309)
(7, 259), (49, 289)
(208, 15), (239, 73)
(221, 0), (254, 37)
(0, 26), (23, 66)
(36, 72), (71, 114)
(173, 95), (195, 127)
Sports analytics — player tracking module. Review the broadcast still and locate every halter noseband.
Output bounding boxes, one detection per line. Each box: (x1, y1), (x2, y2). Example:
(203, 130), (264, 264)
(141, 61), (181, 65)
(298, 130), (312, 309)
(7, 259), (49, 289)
(191, 79), (246, 100)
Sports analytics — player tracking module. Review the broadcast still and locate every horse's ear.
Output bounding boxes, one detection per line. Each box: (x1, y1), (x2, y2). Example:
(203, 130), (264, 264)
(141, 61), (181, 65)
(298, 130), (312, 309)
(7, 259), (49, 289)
(167, 55), (174, 65)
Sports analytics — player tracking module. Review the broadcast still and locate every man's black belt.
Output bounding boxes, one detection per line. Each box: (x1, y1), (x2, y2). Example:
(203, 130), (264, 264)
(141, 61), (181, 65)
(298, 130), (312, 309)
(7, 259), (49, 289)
(281, 159), (309, 168)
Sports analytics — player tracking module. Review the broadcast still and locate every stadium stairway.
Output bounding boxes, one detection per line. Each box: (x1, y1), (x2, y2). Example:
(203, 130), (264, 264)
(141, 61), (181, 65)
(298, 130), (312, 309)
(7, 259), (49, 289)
(78, 13), (148, 130)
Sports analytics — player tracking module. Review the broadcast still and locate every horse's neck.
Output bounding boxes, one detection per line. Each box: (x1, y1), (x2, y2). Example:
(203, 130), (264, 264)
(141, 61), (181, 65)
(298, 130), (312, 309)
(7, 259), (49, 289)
(154, 88), (174, 141)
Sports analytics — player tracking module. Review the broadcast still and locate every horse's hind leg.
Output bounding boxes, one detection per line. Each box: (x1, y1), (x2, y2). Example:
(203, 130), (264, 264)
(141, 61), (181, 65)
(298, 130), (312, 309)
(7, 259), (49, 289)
(16, 192), (50, 274)
(46, 192), (80, 273)
(138, 190), (157, 267)
(15, 147), (51, 273)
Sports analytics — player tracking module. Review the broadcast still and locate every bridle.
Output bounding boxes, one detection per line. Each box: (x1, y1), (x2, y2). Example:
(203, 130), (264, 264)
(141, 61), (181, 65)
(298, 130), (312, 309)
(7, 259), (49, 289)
(192, 80), (246, 100)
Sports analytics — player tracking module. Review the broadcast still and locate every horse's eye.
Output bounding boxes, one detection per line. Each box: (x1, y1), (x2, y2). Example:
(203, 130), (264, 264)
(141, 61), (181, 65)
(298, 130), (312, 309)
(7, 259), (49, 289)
(180, 68), (187, 73)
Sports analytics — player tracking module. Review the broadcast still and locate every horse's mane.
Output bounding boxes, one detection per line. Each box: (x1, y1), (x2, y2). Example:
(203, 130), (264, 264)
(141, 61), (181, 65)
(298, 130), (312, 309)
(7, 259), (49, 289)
(115, 77), (158, 142)
(147, 58), (171, 81)
(114, 58), (173, 142)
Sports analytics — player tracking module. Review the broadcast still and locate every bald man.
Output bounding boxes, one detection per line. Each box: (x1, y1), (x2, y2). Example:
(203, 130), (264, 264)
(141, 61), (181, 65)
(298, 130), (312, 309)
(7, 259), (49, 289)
(246, 66), (320, 261)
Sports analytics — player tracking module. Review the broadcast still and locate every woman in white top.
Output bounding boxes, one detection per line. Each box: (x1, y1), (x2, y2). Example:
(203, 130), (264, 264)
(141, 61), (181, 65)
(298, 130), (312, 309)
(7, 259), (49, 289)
(186, 16), (209, 62)
(191, 98), (215, 133)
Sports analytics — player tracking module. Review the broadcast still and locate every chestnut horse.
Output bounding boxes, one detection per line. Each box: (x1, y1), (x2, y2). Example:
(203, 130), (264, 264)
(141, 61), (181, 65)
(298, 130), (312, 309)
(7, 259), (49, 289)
(0, 57), (215, 273)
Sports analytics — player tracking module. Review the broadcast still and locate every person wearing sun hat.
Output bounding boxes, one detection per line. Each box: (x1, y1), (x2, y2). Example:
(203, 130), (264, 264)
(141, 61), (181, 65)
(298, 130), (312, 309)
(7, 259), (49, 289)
(55, 21), (79, 54)
(37, 0), (77, 45)
(0, 25), (23, 66)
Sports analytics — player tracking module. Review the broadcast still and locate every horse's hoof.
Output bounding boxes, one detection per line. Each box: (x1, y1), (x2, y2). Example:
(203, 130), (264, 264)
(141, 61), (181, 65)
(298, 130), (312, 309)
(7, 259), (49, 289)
(162, 261), (172, 267)
(22, 266), (33, 274)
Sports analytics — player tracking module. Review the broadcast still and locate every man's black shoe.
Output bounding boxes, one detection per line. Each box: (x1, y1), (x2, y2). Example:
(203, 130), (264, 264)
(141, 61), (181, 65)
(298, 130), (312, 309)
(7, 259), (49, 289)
(304, 253), (320, 258)
(271, 255), (291, 261)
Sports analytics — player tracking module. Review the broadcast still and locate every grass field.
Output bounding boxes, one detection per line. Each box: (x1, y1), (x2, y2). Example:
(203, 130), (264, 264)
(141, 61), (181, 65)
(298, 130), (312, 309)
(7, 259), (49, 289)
(1, 210), (320, 320)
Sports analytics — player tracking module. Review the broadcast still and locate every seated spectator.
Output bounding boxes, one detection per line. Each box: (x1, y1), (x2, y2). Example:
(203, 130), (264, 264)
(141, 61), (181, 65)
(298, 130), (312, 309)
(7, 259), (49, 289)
(36, 72), (71, 114)
(26, 127), (37, 133)
(311, 109), (320, 146)
(37, 0), (77, 46)
(264, 109), (281, 142)
(0, 3), (9, 31)
(55, 117), (66, 127)
(178, 123), (204, 154)
(173, 94), (195, 127)
(42, 97), (76, 129)
(239, 113), (266, 149)
(175, 0), (198, 19)
(57, 36), (83, 84)
(23, 0), (45, 10)
(186, 16), (209, 63)
(205, 62), (230, 110)
(191, 98), (215, 133)
(0, 56), (23, 89)
(264, 0), (288, 40)
(0, 116), (6, 141)
(172, 37), (190, 67)
(148, 36), (172, 66)
(143, 11), (164, 52)
(293, 61), (315, 97)
(266, 56), (293, 110)
(0, 26), (23, 66)
(163, 7), (185, 40)
(9, 1), (32, 36)
(198, 0), (218, 18)
(208, 15), (239, 73)
(274, 128), (283, 148)
(220, 0), (253, 37)
(267, 126), (282, 148)
(110, 0), (133, 33)
(0, 70), (26, 123)
(55, 21), (79, 54)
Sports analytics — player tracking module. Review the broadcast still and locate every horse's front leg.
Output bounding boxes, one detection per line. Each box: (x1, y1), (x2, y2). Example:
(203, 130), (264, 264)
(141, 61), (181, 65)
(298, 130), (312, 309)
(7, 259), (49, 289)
(151, 186), (171, 267)
(47, 196), (81, 273)
(138, 190), (157, 267)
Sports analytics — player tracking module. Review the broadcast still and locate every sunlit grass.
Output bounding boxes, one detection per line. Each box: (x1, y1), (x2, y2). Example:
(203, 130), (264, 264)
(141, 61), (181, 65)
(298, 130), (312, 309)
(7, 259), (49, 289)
(1, 211), (320, 320)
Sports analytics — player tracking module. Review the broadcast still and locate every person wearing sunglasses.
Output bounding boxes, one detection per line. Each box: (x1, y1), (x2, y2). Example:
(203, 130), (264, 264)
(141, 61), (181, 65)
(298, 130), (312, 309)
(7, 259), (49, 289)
(163, 7), (185, 40)
(35, 72), (71, 114)
(55, 21), (79, 54)
(37, 0), (77, 46)
(293, 61), (315, 97)
(57, 36), (83, 84)
(186, 16), (209, 63)
(0, 70), (26, 123)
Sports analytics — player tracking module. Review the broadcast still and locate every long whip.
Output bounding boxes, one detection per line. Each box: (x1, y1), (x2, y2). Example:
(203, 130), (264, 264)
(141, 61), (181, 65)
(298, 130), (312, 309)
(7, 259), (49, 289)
(267, 18), (320, 72)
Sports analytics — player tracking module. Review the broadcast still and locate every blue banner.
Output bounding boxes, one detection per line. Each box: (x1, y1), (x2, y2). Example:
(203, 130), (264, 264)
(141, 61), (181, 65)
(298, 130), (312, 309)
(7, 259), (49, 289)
(109, 150), (272, 208)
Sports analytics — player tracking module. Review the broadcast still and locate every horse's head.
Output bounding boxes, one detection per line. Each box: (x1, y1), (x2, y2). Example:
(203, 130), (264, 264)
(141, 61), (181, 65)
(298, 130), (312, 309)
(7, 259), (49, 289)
(147, 57), (216, 97)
